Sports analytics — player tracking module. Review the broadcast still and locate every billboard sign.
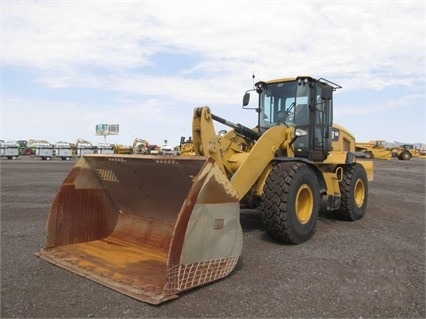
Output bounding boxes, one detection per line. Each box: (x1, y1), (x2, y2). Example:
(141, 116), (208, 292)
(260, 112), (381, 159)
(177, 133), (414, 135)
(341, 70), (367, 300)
(96, 124), (119, 135)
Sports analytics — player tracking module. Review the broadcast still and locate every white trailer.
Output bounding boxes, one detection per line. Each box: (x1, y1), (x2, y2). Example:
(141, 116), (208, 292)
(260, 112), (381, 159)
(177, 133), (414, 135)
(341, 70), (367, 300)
(97, 143), (115, 155)
(0, 141), (20, 160)
(35, 142), (54, 160)
(77, 145), (95, 157)
(75, 139), (95, 157)
(55, 142), (73, 160)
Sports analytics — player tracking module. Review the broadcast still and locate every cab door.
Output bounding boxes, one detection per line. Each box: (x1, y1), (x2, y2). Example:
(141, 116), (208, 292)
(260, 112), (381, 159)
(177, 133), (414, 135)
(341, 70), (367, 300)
(311, 83), (333, 161)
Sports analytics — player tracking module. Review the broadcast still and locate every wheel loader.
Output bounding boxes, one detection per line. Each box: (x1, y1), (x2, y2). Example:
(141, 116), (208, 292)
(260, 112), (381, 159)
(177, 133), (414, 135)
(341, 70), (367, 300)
(35, 76), (373, 305)
(391, 143), (418, 160)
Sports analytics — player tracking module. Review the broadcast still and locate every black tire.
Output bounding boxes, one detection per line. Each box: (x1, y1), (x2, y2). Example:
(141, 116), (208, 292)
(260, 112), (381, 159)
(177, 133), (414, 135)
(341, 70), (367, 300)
(261, 162), (320, 244)
(398, 151), (412, 161)
(334, 164), (368, 221)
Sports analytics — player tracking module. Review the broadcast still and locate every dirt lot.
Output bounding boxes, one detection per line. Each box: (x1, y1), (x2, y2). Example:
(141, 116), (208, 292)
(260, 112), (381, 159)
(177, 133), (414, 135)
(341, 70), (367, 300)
(1, 156), (425, 318)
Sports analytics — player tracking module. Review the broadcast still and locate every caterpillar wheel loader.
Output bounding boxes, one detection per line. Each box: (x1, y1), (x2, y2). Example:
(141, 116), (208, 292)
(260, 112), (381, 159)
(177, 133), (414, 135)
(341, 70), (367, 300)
(35, 76), (373, 305)
(391, 143), (418, 160)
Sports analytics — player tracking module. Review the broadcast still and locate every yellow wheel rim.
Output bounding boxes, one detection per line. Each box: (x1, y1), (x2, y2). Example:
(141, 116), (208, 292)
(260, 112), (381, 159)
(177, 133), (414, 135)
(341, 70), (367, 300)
(295, 184), (314, 224)
(354, 178), (365, 208)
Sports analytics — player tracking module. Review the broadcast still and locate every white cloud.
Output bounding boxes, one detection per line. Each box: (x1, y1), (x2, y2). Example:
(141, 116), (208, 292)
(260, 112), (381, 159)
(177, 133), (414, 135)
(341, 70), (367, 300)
(3, 1), (424, 84)
(336, 93), (426, 116)
(1, 1), (425, 144)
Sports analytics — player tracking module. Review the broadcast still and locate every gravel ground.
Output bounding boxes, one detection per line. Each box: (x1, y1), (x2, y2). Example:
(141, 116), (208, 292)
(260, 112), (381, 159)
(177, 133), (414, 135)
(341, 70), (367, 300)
(1, 156), (425, 318)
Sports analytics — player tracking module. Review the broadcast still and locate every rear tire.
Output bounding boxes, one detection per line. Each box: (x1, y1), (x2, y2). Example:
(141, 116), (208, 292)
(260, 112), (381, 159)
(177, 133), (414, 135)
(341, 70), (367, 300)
(261, 162), (320, 244)
(334, 164), (368, 221)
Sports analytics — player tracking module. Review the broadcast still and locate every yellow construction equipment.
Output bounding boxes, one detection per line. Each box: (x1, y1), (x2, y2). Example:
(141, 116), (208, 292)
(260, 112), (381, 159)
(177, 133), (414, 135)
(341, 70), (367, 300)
(355, 140), (392, 160)
(179, 136), (196, 156)
(36, 76), (373, 305)
(113, 143), (133, 154)
(132, 138), (150, 154)
(391, 143), (424, 160)
(113, 138), (154, 155)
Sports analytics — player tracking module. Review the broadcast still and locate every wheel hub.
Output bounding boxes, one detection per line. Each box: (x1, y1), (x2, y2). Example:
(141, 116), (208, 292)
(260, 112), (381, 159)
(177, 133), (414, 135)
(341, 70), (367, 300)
(354, 179), (365, 208)
(296, 184), (313, 224)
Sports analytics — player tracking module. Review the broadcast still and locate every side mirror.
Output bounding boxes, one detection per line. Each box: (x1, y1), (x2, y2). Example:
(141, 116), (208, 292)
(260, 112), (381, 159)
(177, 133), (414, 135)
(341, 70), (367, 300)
(321, 86), (333, 100)
(242, 92), (250, 106)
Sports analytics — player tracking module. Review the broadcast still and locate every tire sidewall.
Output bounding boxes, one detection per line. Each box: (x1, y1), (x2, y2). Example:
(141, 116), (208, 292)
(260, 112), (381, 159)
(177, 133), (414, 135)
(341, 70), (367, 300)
(262, 162), (321, 244)
(402, 152), (411, 160)
(285, 165), (320, 238)
(347, 164), (368, 220)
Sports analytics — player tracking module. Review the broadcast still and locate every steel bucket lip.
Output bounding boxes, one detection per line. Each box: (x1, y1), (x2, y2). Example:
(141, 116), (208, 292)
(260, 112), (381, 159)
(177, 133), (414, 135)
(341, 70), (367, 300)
(35, 246), (177, 305)
(83, 153), (208, 160)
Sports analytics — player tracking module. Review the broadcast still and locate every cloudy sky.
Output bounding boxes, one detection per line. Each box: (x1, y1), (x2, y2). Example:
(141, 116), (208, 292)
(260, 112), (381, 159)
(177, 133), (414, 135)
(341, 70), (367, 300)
(2, 1), (425, 148)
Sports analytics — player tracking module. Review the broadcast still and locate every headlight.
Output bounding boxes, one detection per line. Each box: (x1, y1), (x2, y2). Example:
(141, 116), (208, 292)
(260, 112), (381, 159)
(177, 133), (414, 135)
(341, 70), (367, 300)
(295, 128), (308, 136)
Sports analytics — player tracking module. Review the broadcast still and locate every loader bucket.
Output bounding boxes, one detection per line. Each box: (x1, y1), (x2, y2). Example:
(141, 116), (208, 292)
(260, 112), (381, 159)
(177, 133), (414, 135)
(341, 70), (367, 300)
(35, 154), (242, 305)
(372, 149), (392, 160)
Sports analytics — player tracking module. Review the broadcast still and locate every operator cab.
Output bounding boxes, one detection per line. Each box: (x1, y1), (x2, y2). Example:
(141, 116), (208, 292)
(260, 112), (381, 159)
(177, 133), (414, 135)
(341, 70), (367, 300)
(247, 76), (340, 162)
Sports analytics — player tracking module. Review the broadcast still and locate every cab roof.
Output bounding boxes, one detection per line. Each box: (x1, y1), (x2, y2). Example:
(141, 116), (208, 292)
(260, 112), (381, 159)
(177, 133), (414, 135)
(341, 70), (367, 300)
(264, 76), (314, 84)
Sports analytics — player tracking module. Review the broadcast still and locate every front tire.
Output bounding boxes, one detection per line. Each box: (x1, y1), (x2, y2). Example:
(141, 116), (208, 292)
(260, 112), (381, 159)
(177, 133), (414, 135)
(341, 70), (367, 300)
(334, 164), (368, 221)
(261, 162), (320, 244)
(398, 151), (412, 160)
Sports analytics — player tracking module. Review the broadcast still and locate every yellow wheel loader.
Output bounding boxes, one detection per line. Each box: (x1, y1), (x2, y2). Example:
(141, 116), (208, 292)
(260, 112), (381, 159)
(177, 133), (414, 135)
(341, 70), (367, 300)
(179, 136), (196, 156)
(36, 76), (373, 305)
(391, 144), (418, 160)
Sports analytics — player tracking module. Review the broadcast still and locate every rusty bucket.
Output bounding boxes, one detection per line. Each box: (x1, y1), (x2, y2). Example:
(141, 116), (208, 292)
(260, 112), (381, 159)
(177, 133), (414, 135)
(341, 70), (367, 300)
(35, 154), (242, 304)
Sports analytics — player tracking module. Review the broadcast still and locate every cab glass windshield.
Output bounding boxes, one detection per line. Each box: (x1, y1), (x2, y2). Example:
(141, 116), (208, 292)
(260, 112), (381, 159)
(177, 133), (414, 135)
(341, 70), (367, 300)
(259, 81), (308, 132)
